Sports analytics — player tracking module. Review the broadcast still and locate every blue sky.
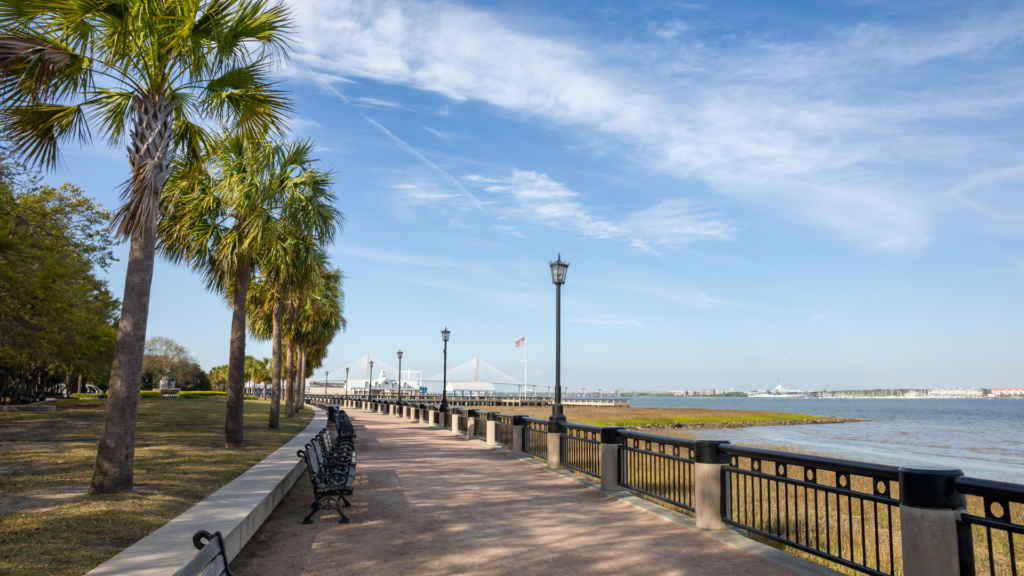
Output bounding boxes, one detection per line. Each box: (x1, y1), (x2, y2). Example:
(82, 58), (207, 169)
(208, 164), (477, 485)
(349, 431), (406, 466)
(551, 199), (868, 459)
(45, 0), (1024, 391)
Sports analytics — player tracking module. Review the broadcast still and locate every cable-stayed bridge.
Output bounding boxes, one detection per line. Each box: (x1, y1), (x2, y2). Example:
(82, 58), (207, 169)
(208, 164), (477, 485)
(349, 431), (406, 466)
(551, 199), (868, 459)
(311, 353), (665, 398)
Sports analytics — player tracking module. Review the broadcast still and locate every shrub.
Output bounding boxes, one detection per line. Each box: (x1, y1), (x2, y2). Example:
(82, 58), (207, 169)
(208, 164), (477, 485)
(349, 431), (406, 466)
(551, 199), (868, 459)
(139, 390), (162, 398)
(178, 391), (227, 398)
(71, 393), (104, 398)
(244, 395), (260, 401)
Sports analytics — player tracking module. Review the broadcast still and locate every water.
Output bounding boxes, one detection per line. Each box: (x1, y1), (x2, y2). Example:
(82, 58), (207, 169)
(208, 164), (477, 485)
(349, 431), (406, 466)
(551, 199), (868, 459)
(629, 397), (1024, 484)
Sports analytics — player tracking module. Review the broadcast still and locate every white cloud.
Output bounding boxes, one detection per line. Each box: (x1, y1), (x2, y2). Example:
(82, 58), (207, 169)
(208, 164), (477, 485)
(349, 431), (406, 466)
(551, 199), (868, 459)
(652, 20), (687, 40)
(473, 170), (734, 249)
(463, 174), (502, 183)
(291, 0), (1024, 251)
(354, 97), (408, 109)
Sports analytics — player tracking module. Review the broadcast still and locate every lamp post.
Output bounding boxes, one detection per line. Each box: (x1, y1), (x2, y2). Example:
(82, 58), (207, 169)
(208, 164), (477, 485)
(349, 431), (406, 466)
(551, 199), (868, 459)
(345, 367), (349, 396)
(440, 328), (450, 412)
(549, 254), (569, 424)
(369, 360), (374, 401)
(397, 350), (403, 402)
(324, 371), (329, 396)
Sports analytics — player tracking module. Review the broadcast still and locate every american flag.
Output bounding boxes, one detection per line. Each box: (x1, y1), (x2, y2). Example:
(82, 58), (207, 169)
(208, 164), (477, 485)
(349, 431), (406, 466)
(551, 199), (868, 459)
(515, 337), (525, 348)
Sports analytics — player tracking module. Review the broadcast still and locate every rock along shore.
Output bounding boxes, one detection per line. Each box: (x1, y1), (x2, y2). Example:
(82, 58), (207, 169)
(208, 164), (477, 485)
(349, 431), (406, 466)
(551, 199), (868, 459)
(627, 416), (862, 431)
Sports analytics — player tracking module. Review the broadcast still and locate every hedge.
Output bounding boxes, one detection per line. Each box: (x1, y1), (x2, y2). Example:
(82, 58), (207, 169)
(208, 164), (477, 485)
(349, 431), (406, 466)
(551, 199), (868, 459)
(244, 395), (260, 400)
(139, 390), (162, 398)
(178, 391), (227, 398)
(70, 393), (104, 398)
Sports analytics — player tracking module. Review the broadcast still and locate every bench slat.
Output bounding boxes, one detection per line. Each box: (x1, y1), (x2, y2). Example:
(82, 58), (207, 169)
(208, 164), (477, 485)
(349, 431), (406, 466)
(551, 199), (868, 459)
(199, 556), (228, 576)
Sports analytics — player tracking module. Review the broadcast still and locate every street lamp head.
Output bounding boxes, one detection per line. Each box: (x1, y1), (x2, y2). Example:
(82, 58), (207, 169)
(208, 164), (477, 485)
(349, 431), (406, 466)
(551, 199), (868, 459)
(441, 327), (450, 342)
(549, 254), (569, 285)
(397, 349), (403, 360)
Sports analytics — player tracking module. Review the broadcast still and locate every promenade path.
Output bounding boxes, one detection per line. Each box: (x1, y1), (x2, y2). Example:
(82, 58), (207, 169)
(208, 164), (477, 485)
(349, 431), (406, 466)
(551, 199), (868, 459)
(231, 410), (806, 576)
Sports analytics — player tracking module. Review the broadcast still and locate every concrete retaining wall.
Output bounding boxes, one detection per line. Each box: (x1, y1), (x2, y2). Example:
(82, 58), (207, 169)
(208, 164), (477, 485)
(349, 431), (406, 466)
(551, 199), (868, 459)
(87, 407), (327, 576)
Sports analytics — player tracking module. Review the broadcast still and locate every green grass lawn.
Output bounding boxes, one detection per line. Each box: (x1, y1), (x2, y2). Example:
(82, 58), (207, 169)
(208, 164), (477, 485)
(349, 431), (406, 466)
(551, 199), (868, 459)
(0, 397), (313, 576)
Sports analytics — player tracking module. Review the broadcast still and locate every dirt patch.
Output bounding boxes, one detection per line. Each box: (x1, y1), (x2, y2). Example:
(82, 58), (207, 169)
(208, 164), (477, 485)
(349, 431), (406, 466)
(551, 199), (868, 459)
(0, 486), (88, 514)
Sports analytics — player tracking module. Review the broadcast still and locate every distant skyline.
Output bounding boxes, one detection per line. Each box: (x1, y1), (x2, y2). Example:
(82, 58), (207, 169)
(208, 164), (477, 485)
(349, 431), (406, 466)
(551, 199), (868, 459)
(42, 0), (1023, 391)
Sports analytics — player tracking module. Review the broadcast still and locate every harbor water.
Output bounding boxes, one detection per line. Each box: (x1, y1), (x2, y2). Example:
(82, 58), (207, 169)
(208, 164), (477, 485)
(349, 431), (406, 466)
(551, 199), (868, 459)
(630, 397), (1024, 483)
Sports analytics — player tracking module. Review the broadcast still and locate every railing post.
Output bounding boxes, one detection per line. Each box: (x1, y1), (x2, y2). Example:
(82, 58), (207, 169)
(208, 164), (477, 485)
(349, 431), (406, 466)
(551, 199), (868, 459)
(486, 412), (497, 446)
(466, 409), (478, 438)
(511, 416), (524, 455)
(695, 440), (730, 530)
(451, 409), (460, 435)
(428, 408), (438, 428)
(547, 420), (562, 470)
(599, 427), (624, 491)
(898, 467), (969, 576)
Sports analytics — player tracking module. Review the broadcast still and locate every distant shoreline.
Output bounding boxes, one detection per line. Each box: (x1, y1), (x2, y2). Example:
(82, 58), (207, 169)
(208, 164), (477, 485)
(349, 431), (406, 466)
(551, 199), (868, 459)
(628, 416), (863, 431)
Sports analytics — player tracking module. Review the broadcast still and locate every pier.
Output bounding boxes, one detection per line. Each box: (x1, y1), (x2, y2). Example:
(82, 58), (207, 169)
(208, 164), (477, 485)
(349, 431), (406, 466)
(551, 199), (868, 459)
(284, 397), (1024, 576)
(234, 408), (810, 576)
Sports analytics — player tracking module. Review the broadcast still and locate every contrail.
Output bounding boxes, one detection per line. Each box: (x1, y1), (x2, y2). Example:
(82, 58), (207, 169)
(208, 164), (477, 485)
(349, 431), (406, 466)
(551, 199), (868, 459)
(304, 66), (350, 104)
(305, 66), (482, 209)
(361, 114), (483, 209)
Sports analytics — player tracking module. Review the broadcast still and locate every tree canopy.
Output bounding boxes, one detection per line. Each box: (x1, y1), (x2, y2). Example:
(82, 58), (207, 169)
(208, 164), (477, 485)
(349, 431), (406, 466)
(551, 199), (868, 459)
(0, 152), (119, 401)
(141, 336), (210, 391)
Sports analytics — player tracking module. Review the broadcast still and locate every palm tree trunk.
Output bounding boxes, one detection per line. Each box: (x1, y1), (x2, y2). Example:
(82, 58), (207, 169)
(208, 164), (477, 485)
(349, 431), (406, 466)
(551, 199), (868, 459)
(298, 347), (306, 410)
(269, 298), (282, 429)
(90, 217), (157, 494)
(285, 339), (294, 418)
(225, 257), (251, 448)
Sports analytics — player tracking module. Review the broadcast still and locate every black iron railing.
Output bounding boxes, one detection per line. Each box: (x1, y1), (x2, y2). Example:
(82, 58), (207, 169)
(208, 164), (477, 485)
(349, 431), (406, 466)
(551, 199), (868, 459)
(523, 417), (548, 460)
(956, 476), (1024, 576)
(618, 430), (696, 512)
(560, 423), (601, 479)
(475, 416), (488, 440)
(721, 444), (902, 576)
(495, 414), (515, 448)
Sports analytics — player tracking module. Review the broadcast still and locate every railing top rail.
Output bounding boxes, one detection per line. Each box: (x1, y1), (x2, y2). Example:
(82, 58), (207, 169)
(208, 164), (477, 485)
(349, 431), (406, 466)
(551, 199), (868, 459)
(522, 417), (550, 426)
(721, 444), (900, 480)
(561, 421), (604, 433)
(619, 429), (697, 448)
(493, 413), (520, 419)
(956, 475), (1024, 501)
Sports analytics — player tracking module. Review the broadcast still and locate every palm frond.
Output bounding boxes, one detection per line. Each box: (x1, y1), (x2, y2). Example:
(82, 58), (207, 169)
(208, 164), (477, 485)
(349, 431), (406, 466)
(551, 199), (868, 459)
(2, 103), (89, 169)
(0, 34), (93, 102)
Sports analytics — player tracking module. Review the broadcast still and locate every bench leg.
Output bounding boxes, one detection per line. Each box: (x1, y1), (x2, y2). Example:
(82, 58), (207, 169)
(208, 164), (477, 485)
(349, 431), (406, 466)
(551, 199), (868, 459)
(303, 503), (320, 525)
(338, 509), (349, 524)
(341, 494), (352, 508)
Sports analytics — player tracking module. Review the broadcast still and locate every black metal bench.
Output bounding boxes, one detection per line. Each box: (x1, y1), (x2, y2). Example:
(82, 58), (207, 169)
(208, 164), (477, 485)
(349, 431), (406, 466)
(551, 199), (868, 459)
(298, 434), (355, 524)
(312, 432), (356, 467)
(172, 530), (232, 576)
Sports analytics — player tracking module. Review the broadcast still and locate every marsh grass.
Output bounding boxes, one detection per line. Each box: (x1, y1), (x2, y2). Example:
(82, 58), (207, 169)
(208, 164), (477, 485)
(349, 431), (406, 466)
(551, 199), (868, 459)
(0, 397), (312, 576)
(964, 497), (1024, 576)
(509, 406), (823, 428)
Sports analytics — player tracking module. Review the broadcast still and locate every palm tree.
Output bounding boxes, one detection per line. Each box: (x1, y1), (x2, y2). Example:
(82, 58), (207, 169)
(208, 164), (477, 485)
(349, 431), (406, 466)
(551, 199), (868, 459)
(160, 134), (340, 445)
(0, 0), (293, 492)
(289, 268), (346, 410)
(248, 245), (332, 427)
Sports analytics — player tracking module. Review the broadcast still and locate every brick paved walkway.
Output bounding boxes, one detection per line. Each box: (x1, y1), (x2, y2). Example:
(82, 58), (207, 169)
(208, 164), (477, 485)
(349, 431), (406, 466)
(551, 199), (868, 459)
(231, 410), (802, 576)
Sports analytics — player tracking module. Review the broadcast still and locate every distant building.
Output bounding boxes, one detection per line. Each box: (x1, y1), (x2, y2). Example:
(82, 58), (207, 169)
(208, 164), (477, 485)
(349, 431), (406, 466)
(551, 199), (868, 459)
(991, 389), (1024, 397)
(929, 388), (983, 398)
(158, 376), (179, 395)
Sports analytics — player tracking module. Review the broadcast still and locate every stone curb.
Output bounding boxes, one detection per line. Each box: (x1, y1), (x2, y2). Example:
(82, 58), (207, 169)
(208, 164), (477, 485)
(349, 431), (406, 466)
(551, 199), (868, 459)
(87, 406), (327, 576)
